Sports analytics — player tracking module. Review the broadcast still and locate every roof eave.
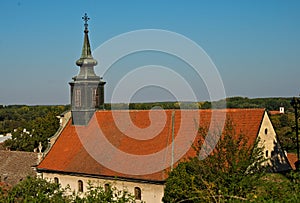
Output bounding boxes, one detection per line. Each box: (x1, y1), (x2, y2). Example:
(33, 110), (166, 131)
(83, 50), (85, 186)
(36, 168), (165, 185)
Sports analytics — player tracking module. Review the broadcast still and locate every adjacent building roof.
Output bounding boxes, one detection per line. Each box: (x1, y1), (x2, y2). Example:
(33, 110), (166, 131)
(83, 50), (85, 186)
(286, 153), (298, 170)
(0, 150), (38, 185)
(37, 109), (265, 182)
(268, 110), (281, 115)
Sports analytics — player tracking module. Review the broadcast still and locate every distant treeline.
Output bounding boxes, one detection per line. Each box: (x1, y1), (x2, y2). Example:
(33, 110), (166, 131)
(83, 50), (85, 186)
(0, 105), (70, 151)
(103, 97), (293, 112)
(0, 97), (295, 152)
(0, 105), (70, 134)
(0, 97), (293, 133)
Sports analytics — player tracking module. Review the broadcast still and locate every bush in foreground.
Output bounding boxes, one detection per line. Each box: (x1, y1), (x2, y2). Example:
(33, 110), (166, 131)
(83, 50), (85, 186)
(0, 176), (135, 203)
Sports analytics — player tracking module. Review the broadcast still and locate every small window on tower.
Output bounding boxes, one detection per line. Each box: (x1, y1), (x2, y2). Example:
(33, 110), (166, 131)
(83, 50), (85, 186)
(92, 88), (99, 107)
(75, 89), (81, 107)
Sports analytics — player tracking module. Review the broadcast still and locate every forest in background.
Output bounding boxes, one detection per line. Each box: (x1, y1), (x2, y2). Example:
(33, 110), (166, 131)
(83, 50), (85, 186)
(0, 105), (69, 151)
(103, 96), (293, 111)
(0, 97), (298, 153)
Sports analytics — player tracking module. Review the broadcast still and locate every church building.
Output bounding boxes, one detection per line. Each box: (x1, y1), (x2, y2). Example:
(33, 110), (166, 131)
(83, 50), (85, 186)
(37, 14), (292, 203)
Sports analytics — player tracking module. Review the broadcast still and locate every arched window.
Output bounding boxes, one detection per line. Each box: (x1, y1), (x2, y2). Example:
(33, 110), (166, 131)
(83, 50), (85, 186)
(78, 180), (83, 192)
(54, 177), (59, 184)
(134, 187), (141, 200)
(104, 183), (110, 192)
(266, 150), (269, 158)
(265, 128), (268, 135)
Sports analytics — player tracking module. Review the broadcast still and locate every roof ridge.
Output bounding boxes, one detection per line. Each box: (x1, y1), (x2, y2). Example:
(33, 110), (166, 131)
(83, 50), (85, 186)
(95, 108), (265, 112)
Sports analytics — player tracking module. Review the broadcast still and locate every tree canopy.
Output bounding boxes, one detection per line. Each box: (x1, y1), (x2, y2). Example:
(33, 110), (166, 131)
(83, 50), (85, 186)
(269, 112), (298, 153)
(163, 119), (300, 202)
(1, 105), (69, 152)
(163, 120), (266, 202)
(0, 176), (135, 203)
(103, 97), (293, 111)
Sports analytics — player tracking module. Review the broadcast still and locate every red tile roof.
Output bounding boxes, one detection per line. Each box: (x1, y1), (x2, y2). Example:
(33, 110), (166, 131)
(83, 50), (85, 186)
(268, 110), (281, 115)
(37, 109), (265, 182)
(286, 153), (298, 170)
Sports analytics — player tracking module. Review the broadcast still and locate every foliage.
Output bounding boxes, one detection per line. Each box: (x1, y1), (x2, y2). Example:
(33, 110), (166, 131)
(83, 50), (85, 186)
(0, 176), (67, 203)
(72, 181), (135, 203)
(1, 105), (69, 152)
(163, 120), (266, 203)
(254, 172), (300, 202)
(0, 177), (135, 203)
(0, 105), (69, 134)
(106, 102), (201, 110)
(224, 97), (292, 111)
(163, 117), (300, 202)
(270, 112), (297, 152)
(103, 97), (293, 111)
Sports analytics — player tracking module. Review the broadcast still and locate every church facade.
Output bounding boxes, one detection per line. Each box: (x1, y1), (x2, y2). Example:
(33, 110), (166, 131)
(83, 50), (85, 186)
(37, 15), (292, 203)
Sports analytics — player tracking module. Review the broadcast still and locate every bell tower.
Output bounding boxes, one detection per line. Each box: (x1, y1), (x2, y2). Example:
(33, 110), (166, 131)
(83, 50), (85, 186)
(69, 13), (106, 126)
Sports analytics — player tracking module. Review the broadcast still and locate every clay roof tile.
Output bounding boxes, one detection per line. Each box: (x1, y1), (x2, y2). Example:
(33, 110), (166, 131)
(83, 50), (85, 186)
(37, 109), (265, 182)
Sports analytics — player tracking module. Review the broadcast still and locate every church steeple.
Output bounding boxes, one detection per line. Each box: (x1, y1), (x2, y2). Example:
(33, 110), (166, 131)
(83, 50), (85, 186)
(74, 13), (99, 80)
(69, 13), (106, 126)
(76, 13), (97, 67)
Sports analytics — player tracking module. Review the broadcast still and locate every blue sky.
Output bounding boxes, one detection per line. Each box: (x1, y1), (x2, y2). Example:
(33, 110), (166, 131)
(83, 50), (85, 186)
(0, 0), (300, 105)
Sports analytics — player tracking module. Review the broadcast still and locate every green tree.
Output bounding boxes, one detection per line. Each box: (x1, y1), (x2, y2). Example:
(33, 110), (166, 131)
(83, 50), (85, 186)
(270, 113), (297, 152)
(0, 176), (67, 203)
(163, 120), (266, 203)
(254, 172), (300, 202)
(3, 110), (63, 152)
(73, 182), (135, 203)
(3, 128), (35, 151)
(29, 111), (60, 151)
(0, 177), (136, 203)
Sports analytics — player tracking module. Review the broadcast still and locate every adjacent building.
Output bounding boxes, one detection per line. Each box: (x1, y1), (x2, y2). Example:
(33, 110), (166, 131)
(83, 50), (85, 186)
(0, 150), (38, 186)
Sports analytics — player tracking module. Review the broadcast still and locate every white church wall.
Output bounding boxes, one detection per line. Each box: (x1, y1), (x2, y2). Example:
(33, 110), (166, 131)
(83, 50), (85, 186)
(42, 172), (164, 203)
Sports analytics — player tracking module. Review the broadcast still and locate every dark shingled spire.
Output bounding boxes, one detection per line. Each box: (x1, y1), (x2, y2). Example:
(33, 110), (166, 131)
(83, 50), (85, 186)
(76, 13), (97, 68)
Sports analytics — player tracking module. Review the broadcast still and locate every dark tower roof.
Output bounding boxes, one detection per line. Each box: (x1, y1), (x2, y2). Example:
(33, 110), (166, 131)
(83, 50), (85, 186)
(74, 13), (99, 80)
(76, 13), (98, 68)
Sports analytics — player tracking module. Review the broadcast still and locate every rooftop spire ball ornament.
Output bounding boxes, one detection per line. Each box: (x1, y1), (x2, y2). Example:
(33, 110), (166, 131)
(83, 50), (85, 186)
(82, 13), (90, 32)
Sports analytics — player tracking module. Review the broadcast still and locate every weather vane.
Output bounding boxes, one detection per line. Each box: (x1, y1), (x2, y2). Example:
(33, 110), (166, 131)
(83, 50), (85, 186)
(82, 13), (90, 30)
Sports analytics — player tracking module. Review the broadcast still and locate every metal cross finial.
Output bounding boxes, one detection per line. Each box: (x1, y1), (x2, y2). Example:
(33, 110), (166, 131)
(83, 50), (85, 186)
(82, 13), (90, 30)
